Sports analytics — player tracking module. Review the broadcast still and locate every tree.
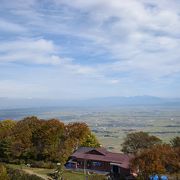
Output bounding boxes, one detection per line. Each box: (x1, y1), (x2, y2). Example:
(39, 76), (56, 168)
(0, 137), (13, 161)
(121, 131), (162, 154)
(0, 116), (100, 167)
(0, 120), (16, 140)
(131, 144), (180, 179)
(65, 122), (91, 150)
(0, 117), (42, 160)
(0, 120), (16, 161)
(10, 117), (41, 159)
(58, 122), (91, 164)
(170, 136), (180, 148)
(32, 119), (64, 161)
(81, 133), (100, 148)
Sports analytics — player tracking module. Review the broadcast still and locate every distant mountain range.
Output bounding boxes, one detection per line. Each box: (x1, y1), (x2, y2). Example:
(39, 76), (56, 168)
(0, 96), (180, 109)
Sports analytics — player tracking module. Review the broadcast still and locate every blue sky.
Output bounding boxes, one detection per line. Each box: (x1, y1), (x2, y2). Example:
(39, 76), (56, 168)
(0, 0), (180, 99)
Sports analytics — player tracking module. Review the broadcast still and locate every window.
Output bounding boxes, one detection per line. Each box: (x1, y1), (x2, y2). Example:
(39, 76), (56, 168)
(92, 161), (102, 167)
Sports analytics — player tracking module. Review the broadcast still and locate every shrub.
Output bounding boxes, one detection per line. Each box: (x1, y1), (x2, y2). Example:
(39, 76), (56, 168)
(0, 164), (9, 180)
(7, 167), (43, 180)
(28, 160), (55, 169)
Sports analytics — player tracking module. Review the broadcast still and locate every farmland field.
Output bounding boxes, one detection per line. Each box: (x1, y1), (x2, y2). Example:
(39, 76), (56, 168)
(0, 105), (179, 152)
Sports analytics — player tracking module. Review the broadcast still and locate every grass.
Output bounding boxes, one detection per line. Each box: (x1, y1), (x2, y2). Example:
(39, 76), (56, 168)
(63, 170), (85, 180)
(63, 170), (106, 180)
(6, 163), (106, 180)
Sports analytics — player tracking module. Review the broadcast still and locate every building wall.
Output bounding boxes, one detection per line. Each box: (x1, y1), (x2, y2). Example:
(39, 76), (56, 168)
(76, 158), (111, 172)
(68, 157), (132, 177)
(110, 167), (132, 179)
(118, 167), (131, 176)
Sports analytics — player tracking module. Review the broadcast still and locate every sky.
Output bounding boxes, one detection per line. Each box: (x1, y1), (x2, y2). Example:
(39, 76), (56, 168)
(0, 0), (180, 99)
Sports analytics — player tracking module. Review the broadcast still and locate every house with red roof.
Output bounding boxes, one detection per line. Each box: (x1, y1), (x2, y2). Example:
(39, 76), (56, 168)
(65, 147), (135, 179)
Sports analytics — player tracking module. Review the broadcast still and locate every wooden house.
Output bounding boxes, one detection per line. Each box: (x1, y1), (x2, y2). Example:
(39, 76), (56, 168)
(65, 147), (135, 179)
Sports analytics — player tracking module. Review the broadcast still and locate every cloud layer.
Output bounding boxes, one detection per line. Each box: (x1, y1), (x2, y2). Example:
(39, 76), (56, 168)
(0, 0), (180, 98)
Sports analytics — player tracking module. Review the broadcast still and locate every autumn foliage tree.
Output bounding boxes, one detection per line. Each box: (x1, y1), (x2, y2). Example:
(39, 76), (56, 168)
(65, 122), (90, 150)
(32, 119), (64, 161)
(0, 116), (100, 166)
(121, 131), (162, 154)
(0, 120), (16, 140)
(58, 122), (93, 164)
(131, 144), (180, 179)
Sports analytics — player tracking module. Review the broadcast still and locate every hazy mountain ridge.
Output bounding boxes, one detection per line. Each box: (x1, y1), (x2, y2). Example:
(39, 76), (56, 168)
(0, 96), (180, 109)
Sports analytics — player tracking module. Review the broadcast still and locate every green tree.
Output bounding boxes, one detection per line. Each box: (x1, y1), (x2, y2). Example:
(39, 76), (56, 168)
(0, 137), (12, 160)
(81, 133), (100, 148)
(121, 131), (162, 154)
(0, 120), (16, 161)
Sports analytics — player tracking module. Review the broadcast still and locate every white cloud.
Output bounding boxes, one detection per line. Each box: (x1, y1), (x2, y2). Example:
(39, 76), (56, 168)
(52, 0), (180, 77)
(0, 38), (105, 79)
(0, 18), (26, 33)
(0, 38), (61, 65)
(0, 0), (180, 98)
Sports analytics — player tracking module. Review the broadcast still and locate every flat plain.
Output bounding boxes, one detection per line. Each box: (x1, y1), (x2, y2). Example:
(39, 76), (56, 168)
(0, 105), (179, 152)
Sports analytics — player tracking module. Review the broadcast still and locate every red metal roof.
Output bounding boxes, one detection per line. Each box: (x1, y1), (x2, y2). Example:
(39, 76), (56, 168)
(71, 147), (132, 169)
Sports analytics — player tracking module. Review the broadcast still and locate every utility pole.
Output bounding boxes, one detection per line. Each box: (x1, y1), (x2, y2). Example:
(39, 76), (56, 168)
(84, 159), (88, 180)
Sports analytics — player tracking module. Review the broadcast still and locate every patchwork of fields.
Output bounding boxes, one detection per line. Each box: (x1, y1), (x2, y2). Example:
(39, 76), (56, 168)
(0, 105), (179, 152)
